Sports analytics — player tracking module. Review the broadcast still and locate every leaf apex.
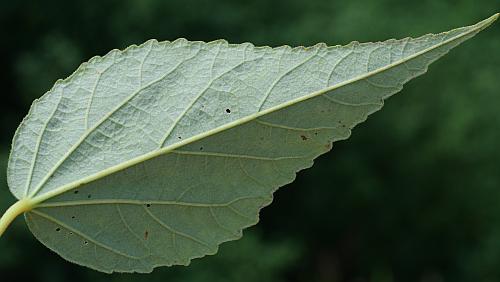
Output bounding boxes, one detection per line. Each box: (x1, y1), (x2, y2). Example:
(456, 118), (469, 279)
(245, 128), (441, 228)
(476, 13), (500, 30)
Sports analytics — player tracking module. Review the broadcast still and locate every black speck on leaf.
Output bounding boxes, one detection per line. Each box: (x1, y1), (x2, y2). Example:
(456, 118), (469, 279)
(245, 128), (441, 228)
(225, 109), (231, 113)
(300, 135), (308, 141)
(55, 228), (61, 232)
(74, 190), (79, 194)
(146, 204), (151, 208)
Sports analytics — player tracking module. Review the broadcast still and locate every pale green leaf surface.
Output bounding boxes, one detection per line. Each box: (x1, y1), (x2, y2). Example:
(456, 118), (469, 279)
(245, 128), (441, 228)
(5, 14), (498, 273)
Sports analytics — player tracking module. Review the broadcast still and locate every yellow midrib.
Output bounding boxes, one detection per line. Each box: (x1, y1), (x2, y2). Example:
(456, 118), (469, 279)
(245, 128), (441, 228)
(26, 13), (498, 207)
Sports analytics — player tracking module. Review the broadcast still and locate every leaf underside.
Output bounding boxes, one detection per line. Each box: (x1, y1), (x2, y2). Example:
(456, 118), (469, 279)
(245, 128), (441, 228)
(6, 14), (498, 273)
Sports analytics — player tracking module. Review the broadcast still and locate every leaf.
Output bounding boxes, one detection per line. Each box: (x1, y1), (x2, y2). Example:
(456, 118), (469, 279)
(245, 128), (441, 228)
(1, 14), (498, 273)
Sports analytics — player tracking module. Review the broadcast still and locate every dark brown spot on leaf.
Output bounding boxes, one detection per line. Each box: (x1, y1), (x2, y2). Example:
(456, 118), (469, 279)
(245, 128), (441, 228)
(325, 143), (333, 150)
(300, 135), (308, 141)
(144, 231), (149, 240)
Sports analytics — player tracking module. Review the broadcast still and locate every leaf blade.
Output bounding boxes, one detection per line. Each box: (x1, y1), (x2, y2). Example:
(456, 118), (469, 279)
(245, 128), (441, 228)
(4, 14), (497, 272)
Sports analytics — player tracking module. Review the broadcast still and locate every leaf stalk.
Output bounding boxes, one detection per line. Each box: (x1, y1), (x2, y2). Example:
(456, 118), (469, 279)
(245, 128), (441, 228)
(0, 199), (34, 237)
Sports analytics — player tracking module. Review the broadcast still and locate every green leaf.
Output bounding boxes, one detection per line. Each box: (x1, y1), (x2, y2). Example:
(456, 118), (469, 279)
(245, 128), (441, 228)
(1, 14), (498, 273)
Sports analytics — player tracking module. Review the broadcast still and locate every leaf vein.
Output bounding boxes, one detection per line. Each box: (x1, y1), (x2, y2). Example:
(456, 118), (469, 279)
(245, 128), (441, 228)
(37, 196), (265, 208)
(258, 48), (320, 110)
(172, 150), (308, 161)
(30, 209), (144, 260)
(24, 89), (64, 197)
(142, 206), (213, 251)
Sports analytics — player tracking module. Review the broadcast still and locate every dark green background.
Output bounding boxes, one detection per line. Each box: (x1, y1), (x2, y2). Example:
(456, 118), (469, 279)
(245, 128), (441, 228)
(0, 1), (499, 281)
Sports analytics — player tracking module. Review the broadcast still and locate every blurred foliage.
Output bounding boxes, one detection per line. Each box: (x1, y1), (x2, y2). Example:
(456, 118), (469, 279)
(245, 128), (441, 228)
(1, 0), (499, 281)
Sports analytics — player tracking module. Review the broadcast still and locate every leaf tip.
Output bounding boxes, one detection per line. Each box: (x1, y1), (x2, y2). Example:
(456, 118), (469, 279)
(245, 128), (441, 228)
(478, 13), (500, 29)
(489, 13), (500, 24)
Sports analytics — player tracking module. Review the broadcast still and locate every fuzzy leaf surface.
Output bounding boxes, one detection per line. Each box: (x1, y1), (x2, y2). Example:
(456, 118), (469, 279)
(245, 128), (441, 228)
(6, 14), (498, 273)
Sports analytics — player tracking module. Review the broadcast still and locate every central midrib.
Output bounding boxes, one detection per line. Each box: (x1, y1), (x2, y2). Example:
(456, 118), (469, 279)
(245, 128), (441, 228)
(26, 18), (488, 206)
